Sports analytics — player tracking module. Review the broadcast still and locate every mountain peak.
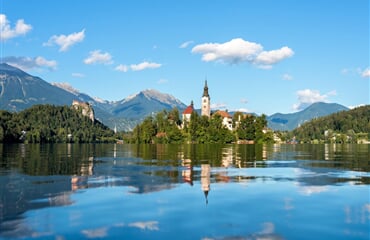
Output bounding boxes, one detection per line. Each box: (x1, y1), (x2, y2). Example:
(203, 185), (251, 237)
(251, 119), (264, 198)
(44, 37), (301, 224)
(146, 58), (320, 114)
(52, 82), (80, 95)
(0, 63), (29, 76)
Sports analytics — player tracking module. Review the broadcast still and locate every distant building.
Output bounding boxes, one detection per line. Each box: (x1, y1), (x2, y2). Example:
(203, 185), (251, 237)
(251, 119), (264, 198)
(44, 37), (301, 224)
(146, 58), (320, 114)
(72, 100), (95, 122)
(201, 80), (211, 118)
(214, 110), (233, 130)
(182, 100), (194, 125)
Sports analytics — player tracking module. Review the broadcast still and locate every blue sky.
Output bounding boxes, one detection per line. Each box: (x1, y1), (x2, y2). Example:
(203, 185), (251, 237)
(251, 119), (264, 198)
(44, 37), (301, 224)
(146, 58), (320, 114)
(1, 0), (369, 115)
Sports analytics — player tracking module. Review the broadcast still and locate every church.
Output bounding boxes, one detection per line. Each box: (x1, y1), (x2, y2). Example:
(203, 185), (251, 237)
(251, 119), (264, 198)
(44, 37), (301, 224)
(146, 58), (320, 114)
(182, 80), (233, 130)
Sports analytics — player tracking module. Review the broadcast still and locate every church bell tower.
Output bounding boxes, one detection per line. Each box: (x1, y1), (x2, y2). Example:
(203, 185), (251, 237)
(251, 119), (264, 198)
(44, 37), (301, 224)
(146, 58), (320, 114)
(201, 80), (211, 118)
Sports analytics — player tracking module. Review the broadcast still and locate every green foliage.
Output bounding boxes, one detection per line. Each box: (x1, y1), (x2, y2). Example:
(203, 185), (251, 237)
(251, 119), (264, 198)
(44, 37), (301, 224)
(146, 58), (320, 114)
(292, 105), (370, 143)
(0, 105), (116, 143)
(127, 108), (272, 144)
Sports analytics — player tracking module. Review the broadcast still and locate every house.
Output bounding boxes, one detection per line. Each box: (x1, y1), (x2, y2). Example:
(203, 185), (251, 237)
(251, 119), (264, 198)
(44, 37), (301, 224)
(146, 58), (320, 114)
(214, 110), (233, 131)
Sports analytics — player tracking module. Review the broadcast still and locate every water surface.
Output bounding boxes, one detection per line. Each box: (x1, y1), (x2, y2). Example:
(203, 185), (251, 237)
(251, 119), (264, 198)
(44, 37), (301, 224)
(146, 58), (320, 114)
(0, 144), (369, 239)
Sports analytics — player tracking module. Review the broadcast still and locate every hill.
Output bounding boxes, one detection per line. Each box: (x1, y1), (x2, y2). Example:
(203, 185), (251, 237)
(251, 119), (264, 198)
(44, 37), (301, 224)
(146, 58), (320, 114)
(0, 63), (187, 131)
(267, 102), (349, 131)
(0, 104), (115, 143)
(292, 105), (370, 143)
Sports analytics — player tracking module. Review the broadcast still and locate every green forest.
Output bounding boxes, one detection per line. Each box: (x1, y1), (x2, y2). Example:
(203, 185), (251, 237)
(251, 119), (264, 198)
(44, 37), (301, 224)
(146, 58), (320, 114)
(1, 103), (369, 144)
(292, 105), (370, 143)
(0, 105), (116, 143)
(125, 108), (273, 144)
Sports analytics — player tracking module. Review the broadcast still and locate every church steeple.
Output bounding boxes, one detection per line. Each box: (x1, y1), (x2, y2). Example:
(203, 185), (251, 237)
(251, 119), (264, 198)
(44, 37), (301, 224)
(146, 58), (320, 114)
(201, 79), (211, 118)
(202, 80), (209, 98)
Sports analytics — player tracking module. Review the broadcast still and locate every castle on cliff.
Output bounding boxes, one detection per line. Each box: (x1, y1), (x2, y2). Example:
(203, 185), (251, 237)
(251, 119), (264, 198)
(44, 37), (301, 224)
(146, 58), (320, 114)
(72, 100), (95, 122)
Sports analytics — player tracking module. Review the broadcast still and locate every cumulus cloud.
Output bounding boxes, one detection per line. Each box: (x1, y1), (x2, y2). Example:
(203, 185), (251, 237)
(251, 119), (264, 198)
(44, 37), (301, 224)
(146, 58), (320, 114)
(192, 38), (294, 68)
(84, 50), (113, 65)
(44, 29), (85, 52)
(130, 61), (161, 71)
(255, 46), (294, 65)
(0, 14), (32, 41)
(1, 56), (57, 71)
(361, 68), (370, 78)
(115, 61), (162, 72)
(293, 89), (336, 111)
(115, 64), (129, 72)
(179, 40), (194, 48)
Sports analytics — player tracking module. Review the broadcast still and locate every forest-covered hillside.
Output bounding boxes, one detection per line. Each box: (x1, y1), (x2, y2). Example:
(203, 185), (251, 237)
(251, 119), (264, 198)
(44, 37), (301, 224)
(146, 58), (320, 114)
(0, 105), (116, 143)
(292, 105), (370, 143)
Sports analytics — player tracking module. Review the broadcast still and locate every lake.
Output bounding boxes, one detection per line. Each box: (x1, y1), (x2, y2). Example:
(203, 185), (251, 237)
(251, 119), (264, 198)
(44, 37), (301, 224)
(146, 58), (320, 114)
(0, 143), (369, 240)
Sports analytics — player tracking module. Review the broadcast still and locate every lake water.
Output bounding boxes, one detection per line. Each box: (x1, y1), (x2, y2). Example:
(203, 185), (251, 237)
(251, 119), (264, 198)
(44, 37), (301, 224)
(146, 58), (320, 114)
(0, 143), (369, 240)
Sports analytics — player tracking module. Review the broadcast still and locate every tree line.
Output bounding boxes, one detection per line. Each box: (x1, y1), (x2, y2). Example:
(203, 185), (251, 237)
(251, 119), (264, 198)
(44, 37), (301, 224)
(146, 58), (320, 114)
(291, 105), (370, 143)
(0, 104), (116, 143)
(125, 108), (273, 144)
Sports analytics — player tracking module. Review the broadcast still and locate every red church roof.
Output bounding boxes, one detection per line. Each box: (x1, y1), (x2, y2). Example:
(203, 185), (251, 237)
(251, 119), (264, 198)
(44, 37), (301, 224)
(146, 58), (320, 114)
(183, 105), (194, 114)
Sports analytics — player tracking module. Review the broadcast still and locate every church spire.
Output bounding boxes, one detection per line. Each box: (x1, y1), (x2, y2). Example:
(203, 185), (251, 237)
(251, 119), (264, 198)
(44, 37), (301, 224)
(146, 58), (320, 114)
(201, 79), (211, 118)
(202, 79), (209, 98)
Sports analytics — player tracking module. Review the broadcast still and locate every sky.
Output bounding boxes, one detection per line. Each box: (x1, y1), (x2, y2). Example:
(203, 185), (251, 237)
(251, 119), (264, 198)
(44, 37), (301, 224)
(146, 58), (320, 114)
(0, 0), (369, 115)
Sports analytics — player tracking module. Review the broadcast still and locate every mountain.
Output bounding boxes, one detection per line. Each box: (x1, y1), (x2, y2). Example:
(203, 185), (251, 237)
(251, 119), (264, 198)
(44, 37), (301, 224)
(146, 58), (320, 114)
(0, 63), (186, 131)
(111, 89), (187, 119)
(0, 63), (80, 111)
(267, 102), (349, 131)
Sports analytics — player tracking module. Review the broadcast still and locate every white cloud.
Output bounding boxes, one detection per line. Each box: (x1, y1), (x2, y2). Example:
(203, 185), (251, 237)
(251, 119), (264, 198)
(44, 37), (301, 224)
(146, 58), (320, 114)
(298, 186), (328, 196)
(81, 227), (108, 238)
(234, 108), (251, 113)
(84, 50), (113, 65)
(192, 38), (293, 68)
(72, 72), (85, 78)
(192, 38), (262, 63)
(179, 40), (194, 48)
(35, 56), (57, 70)
(293, 89), (336, 111)
(130, 61), (161, 71)
(0, 14), (32, 41)
(211, 102), (227, 110)
(128, 221), (159, 231)
(115, 62), (162, 72)
(255, 46), (294, 65)
(115, 64), (129, 72)
(361, 68), (370, 78)
(282, 73), (293, 80)
(44, 29), (85, 52)
(1, 56), (57, 71)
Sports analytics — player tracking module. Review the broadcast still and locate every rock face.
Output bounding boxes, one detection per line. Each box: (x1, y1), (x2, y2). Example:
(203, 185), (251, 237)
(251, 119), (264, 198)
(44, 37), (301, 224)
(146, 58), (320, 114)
(72, 100), (95, 122)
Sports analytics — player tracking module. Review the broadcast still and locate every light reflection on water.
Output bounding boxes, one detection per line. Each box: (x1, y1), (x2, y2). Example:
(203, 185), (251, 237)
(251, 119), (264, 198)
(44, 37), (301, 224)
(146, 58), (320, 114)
(0, 143), (369, 240)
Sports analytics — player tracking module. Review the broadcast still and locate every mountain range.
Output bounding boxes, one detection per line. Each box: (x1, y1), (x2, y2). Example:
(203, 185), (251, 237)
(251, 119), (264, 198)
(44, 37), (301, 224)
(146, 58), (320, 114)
(0, 63), (349, 131)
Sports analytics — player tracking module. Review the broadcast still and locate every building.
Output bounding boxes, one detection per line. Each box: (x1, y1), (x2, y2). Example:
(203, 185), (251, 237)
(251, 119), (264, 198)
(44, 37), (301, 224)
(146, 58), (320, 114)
(72, 100), (95, 122)
(201, 80), (211, 118)
(182, 100), (194, 124)
(214, 110), (233, 131)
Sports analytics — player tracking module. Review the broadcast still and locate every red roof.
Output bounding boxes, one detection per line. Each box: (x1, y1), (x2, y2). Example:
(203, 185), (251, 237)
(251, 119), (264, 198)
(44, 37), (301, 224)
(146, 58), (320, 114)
(183, 105), (194, 114)
(214, 110), (231, 118)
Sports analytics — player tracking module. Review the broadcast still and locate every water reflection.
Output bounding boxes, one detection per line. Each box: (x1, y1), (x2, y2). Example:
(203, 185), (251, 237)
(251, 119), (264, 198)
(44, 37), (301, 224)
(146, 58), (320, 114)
(0, 143), (369, 239)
